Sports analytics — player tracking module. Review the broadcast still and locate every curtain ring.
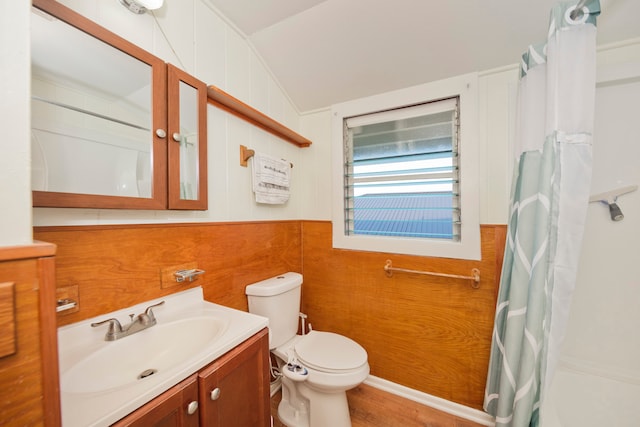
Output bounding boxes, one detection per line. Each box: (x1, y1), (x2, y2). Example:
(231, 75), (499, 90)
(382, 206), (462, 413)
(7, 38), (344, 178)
(565, 5), (589, 25)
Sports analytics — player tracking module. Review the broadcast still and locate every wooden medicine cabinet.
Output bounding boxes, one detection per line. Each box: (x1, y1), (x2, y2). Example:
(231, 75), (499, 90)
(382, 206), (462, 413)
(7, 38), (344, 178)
(31, 0), (207, 210)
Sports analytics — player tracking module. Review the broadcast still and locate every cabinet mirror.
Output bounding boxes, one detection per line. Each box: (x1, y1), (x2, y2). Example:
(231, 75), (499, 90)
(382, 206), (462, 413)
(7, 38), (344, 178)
(167, 65), (208, 210)
(31, 0), (207, 210)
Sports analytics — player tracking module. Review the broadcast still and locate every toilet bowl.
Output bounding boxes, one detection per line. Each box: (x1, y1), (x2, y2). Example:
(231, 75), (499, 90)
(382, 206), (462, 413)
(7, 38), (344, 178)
(273, 331), (369, 427)
(245, 272), (369, 427)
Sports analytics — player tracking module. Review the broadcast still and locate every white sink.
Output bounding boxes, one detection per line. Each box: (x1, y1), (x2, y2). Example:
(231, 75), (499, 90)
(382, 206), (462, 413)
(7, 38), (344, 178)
(62, 316), (227, 394)
(58, 287), (268, 427)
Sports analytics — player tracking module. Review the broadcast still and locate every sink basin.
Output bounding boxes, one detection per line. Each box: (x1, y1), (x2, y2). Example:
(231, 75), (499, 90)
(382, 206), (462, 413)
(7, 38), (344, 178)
(62, 316), (228, 394)
(58, 287), (268, 427)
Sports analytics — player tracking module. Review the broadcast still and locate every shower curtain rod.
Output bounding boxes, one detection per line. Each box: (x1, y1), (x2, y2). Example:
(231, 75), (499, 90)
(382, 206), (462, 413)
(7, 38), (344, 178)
(571, 0), (589, 20)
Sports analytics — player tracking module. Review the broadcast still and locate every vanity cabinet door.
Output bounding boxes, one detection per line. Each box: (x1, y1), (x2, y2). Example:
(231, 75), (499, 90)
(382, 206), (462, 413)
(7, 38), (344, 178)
(167, 64), (208, 210)
(111, 373), (200, 427)
(198, 328), (270, 427)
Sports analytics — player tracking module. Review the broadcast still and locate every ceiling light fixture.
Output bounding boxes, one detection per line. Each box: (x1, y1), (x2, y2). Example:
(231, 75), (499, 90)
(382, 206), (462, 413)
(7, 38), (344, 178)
(118, 0), (163, 15)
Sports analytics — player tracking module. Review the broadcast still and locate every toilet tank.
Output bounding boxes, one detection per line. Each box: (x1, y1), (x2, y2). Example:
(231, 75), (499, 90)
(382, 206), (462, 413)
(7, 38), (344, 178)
(245, 272), (302, 349)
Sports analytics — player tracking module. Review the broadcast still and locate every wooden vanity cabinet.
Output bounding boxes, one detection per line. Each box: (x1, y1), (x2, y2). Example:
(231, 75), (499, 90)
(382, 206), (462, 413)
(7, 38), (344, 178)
(111, 374), (199, 427)
(111, 328), (270, 427)
(198, 328), (270, 426)
(0, 243), (59, 427)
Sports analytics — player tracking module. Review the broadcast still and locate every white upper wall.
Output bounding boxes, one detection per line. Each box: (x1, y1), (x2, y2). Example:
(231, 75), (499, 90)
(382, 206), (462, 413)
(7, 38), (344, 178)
(299, 66), (519, 225)
(32, 0), (305, 227)
(2, 0), (639, 240)
(0, 1), (32, 246)
(299, 40), (640, 225)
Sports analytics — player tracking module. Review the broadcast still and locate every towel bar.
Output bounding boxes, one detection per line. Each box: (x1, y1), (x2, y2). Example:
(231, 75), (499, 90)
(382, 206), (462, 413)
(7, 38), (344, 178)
(383, 260), (480, 289)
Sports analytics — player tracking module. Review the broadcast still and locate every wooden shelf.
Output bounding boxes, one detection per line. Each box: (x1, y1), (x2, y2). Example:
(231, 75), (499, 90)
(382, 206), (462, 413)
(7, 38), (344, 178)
(207, 85), (312, 148)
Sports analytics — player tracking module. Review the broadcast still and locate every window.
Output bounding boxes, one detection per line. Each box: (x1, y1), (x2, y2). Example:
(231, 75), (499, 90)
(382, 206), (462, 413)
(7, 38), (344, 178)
(331, 74), (480, 260)
(345, 97), (459, 240)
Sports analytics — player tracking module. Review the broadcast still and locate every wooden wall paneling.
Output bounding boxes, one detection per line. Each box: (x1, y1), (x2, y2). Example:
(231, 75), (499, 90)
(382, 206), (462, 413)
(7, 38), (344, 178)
(0, 242), (57, 426)
(29, 220), (506, 419)
(197, 222), (302, 311)
(0, 282), (16, 358)
(300, 221), (505, 410)
(33, 221), (303, 326)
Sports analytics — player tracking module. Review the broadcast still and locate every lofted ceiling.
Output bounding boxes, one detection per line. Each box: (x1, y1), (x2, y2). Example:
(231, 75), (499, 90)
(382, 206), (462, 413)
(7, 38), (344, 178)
(204, 0), (640, 112)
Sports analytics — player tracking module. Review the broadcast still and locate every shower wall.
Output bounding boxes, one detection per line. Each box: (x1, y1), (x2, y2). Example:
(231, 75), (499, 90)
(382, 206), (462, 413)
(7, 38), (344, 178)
(541, 58), (640, 426)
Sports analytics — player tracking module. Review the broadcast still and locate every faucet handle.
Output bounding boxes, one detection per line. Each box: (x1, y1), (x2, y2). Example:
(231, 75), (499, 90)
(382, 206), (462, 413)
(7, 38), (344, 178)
(144, 300), (165, 321)
(91, 318), (123, 341)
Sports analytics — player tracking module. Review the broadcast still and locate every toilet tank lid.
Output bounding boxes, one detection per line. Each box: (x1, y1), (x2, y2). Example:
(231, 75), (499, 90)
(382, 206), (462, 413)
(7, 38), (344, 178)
(245, 272), (303, 296)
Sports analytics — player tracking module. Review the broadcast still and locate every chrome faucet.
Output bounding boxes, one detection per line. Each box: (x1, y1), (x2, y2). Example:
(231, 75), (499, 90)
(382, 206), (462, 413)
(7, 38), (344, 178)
(91, 301), (165, 341)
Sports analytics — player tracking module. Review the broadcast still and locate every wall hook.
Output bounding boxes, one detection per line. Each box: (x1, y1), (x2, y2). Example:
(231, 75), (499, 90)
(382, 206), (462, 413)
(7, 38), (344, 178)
(589, 185), (637, 221)
(239, 144), (293, 168)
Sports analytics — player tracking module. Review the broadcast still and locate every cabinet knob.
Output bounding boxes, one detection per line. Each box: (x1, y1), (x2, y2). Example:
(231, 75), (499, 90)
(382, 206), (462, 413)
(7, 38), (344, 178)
(186, 400), (198, 415)
(172, 132), (182, 142)
(155, 129), (167, 138)
(210, 387), (221, 401)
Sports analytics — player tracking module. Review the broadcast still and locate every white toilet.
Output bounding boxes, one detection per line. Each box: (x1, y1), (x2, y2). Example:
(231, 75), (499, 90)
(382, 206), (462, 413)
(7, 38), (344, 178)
(245, 272), (369, 427)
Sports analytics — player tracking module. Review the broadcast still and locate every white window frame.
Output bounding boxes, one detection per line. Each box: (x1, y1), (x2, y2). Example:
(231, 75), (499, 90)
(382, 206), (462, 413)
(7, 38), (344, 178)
(331, 73), (481, 260)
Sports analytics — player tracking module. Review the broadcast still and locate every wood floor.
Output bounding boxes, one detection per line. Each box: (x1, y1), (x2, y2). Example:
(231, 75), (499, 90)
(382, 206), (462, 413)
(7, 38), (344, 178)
(270, 383), (486, 427)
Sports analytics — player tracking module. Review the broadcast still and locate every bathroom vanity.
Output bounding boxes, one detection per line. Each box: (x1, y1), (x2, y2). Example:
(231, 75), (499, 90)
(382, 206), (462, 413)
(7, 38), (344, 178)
(112, 328), (269, 427)
(58, 288), (270, 427)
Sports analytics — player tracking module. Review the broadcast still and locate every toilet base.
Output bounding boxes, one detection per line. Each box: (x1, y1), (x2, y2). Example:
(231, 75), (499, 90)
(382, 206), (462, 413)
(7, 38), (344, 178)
(278, 399), (309, 427)
(278, 378), (352, 427)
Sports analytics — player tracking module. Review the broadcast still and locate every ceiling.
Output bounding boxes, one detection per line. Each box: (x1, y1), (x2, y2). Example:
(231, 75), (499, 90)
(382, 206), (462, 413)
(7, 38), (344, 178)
(205, 0), (640, 112)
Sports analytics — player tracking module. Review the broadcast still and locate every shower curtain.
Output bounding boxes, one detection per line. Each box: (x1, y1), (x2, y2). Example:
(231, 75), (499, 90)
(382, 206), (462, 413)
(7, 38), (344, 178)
(483, 1), (600, 426)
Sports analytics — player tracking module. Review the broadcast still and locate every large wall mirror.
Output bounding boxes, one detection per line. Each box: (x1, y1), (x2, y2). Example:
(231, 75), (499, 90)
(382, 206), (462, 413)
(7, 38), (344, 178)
(30, 0), (207, 210)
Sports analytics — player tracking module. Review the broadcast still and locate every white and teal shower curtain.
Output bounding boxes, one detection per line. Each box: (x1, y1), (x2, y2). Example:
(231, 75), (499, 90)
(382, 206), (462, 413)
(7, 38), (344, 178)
(484, 2), (600, 426)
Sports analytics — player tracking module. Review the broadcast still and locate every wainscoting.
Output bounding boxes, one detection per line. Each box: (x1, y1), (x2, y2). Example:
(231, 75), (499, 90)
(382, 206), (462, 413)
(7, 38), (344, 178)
(34, 220), (505, 411)
(34, 221), (302, 326)
(300, 221), (505, 410)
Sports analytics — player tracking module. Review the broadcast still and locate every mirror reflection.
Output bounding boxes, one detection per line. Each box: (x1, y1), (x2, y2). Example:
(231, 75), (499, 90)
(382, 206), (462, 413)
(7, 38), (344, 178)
(30, 7), (153, 198)
(177, 81), (199, 201)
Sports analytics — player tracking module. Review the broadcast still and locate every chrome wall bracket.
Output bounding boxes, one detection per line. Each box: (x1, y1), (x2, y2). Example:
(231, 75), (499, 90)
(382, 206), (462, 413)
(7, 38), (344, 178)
(56, 298), (77, 312)
(174, 268), (205, 283)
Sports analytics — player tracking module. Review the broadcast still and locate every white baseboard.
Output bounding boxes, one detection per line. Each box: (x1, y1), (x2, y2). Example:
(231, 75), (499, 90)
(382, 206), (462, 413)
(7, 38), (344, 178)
(364, 375), (496, 427)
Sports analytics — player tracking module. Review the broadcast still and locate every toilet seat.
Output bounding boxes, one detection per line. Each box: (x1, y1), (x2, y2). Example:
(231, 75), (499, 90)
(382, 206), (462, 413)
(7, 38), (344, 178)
(294, 331), (367, 373)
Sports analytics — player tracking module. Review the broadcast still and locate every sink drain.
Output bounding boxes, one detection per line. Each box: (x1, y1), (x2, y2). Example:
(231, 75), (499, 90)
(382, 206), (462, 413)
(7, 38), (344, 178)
(138, 368), (157, 380)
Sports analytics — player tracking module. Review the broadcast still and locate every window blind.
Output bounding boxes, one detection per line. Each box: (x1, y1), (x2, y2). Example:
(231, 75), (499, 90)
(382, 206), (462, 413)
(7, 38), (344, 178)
(343, 97), (460, 240)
